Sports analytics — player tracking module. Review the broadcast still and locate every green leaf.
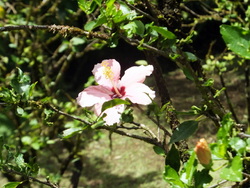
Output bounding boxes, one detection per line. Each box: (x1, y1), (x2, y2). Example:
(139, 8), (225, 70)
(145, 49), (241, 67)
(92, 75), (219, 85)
(182, 68), (194, 81)
(153, 146), (166, 156)
(151, 26), (176, 39)
(163, 165), (186, 188)
(165, 144), (180, 172)
(91, 120), (105, 129)
(61, 127), (84, 139)
(217, 113), (234, 139)
(220, 24), (250, 59)
(70, 37), (86, 46)
(170, 120), (199, 144)
(181, 152), (197, 185)
(2, 182), (23, 188)
(122, 20), (145, 38)
(184, 52), (197, 62)
(194, 169), (212, 188)
(220, 155), (243, 182)
(16, 106), (24, 116)
(84, 15), (107, 31)
(229, 137), (246, 156)
(78, 0), (100, 14)
(15, 154), (25, 168)
(210, 140), (228, 159)
(202, 78), (214, 87)
(101, 98), (130, 113)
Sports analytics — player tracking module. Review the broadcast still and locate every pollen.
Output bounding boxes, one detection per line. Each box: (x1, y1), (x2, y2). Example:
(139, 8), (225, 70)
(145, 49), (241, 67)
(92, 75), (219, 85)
(101, 61), (114, 80)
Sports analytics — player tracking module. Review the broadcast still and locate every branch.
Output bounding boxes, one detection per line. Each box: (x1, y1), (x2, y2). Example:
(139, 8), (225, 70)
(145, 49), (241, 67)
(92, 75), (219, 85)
(3, 168), (58, 188)
(0, 25), (110, 40)
(99, 126), (163, 147)
(48, 104), (92, 125)
(48, 104), (163, 147)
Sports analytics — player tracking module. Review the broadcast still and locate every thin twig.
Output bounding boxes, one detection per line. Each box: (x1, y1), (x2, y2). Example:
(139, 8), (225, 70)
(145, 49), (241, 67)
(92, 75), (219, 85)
(99, 126), (162, 147)
(208, 180), (228, 188)
(3, 168), (58, 188)
(48, 104), (91, 125)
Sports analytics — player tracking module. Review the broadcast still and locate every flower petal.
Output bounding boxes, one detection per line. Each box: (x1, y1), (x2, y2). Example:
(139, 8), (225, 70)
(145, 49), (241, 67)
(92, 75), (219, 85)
(102, 104), (125, 125)
(123, 83), (155, 105)
(76, 85), (112, 107)
(92, 59), (121, 88)
(121, 65), (153, 86)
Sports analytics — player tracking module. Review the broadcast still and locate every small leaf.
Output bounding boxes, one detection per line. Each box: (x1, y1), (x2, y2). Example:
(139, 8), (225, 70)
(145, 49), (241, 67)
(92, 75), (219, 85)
(2, 182), (23, 188)
(16, 106), (24, 116)
(61, 127), (83, 139)
(91, 120), (105, 129)
(151, 26), (176, 39)
(101, 98), (130, 113)
(170, 121), (199, 144)
(220, 155), (243, 182)
(153, 146), (166, 156)
(182, 68), (194, 81)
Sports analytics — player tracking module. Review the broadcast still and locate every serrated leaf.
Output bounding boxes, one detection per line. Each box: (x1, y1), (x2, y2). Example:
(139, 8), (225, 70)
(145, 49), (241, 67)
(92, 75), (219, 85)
(220, 155), (243, 182)
(101, 98), (130, 113)
(220, 24), (250, 59)
(2, 182), (23, 188)
(170, 120), (198, 144)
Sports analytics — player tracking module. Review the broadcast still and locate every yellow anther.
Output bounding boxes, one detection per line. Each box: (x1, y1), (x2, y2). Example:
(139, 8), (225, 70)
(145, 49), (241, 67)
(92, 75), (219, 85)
(101, 61), (114, 80)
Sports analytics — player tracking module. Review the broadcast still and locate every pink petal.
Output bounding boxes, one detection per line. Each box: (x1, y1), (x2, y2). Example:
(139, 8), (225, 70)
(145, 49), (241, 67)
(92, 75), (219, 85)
(92, 59), (121, 88)
(76, 85), (113, 107)
(122, 83), (155, 105)
(120, 65), (153, 87)
(102, 105), (125, 125)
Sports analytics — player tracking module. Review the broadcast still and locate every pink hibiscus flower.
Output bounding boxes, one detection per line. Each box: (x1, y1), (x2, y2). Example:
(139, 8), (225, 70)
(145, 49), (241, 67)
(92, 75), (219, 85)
(76, 59), (155, 125)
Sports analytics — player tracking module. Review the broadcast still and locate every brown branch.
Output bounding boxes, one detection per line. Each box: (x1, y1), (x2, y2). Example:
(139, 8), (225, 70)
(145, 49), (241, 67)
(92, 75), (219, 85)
(0, 25), (110, 40)
(99, 126), (163, 147)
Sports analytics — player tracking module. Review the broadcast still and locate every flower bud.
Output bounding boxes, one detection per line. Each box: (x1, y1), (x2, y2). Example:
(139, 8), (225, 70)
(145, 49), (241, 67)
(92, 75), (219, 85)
(194, 138), (212, 165)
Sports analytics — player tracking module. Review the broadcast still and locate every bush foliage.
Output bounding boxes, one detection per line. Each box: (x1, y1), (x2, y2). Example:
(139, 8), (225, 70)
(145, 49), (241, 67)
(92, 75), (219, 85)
(0, 0), (250, 187)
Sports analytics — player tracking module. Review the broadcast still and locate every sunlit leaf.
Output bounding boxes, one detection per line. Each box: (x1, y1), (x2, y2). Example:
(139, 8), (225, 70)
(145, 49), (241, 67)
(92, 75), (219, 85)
(16, 106), (24, 116)
(170, 121), (199, 144)
(220, 155), (243, 182)
(150, 26), (176, 39)
(61, 127), (84, 139)
(101, 98), (130, 113)
(220, 24), (250, 59)
(163, 165), (185, 188)
(180, 152), (197, 185)
(229, 137), (246, 156)
(2, 182), (23, 188)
